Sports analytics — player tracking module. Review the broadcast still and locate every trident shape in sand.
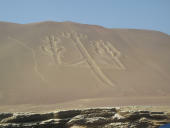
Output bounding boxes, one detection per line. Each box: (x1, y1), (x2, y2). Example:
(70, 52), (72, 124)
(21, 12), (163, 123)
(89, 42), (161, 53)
(69, 31), (115, 87)
(41, 31), (126, 87)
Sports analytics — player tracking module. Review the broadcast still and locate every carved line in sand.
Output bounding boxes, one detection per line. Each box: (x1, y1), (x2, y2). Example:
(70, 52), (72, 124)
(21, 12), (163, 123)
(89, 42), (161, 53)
(59, 32), (88, 67)
(69, 31), (114, 87)
(90, 40), (126, 70)
(8, 37), (46, 82)
(41, 34), (86, 67)
(41, 35), (64, 65)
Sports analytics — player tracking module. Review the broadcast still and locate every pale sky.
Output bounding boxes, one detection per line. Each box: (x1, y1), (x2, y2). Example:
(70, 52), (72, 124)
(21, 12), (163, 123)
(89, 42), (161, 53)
(0, 0), (170, 34)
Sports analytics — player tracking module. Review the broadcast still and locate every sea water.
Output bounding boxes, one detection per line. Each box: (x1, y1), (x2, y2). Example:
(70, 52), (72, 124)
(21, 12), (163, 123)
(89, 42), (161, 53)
(160, 124), (170, 128)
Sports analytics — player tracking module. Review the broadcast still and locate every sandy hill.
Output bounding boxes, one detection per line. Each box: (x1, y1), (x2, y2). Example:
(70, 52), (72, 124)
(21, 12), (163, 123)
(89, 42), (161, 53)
(0, 21), (170, 111)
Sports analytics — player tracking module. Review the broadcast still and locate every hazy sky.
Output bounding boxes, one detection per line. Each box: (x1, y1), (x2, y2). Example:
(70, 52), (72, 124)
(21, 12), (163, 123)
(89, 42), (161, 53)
(0, 0), (170, 34)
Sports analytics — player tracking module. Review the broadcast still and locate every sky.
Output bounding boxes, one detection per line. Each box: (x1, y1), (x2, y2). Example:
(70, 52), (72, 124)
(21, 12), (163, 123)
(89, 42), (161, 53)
(0, 0), (170, 34)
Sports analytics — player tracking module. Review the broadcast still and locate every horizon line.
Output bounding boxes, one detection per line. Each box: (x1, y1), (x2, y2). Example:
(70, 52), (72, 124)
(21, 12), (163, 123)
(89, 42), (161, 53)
(0, 20), (169, 35)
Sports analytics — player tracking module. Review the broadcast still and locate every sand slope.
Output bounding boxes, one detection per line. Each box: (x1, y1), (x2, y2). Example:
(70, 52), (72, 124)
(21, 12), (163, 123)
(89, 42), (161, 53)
(0, 21), (170, 108)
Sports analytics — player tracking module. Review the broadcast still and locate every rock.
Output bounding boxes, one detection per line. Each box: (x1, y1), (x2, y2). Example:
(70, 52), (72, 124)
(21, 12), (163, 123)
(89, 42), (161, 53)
(124, 111), (141, 120)
(1, 112), (54, 123)
(67, 116), (111, 127)
(81, 108), (117, 115)
(112, 113), (126, 122)
(67, 115), (86, 126)
(150, 114), (167, 120)
(0, 113), (13, 121)
(55, 110), (81, 119)
(150, 112), (168, 120)
(38, 118), (68, 128)
(137, 117), (153, 128)
(70, 126), (86, 128)
(104, 122), (129, 128)
(150, 112), (164, 114)
(85, 117), (110, 126)
(0, 107), (169, 128)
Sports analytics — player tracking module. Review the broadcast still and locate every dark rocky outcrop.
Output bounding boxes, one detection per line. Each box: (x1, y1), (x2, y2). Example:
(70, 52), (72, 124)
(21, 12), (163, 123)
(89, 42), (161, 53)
(0, 107), (170, 128)
(0, 113), (13, 121)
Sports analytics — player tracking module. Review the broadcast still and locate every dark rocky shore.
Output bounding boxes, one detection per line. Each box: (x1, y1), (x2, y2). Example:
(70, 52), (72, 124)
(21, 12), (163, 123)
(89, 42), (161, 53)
(0, 107), (170, 128)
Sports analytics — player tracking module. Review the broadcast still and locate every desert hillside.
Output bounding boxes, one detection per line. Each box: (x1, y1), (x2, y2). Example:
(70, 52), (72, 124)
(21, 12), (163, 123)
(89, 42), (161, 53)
(0, 21), (170, 109)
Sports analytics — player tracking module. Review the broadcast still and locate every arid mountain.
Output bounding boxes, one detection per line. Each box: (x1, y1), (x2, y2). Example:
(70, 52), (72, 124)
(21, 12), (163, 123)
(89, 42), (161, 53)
(0, 21), (170, 109)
